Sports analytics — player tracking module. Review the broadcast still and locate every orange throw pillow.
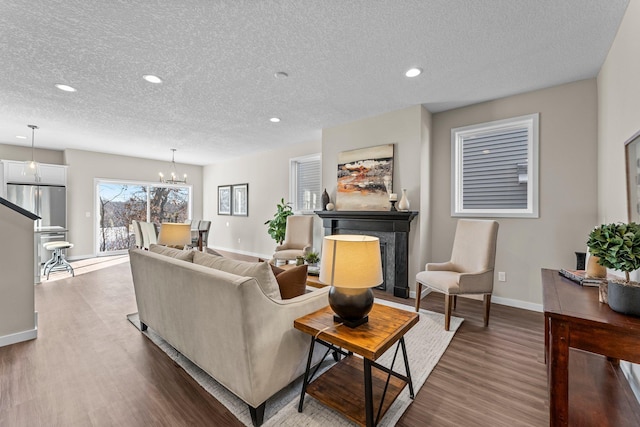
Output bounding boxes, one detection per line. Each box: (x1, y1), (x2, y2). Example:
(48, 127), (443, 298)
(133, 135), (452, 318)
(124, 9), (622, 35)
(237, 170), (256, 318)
(270, 264), (308, 299)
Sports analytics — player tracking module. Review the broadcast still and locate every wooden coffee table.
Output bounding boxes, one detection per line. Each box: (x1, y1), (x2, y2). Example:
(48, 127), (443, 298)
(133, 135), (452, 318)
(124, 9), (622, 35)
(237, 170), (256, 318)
(294, 303), (419, 427)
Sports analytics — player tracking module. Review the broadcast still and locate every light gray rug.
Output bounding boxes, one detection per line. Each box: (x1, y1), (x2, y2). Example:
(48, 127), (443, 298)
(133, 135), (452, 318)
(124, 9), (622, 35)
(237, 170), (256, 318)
(127, 299), (463, 426)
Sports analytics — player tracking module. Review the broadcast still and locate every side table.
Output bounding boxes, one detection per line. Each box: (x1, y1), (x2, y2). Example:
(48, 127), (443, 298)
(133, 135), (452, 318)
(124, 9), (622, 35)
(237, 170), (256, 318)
(294, 303), (419, 427)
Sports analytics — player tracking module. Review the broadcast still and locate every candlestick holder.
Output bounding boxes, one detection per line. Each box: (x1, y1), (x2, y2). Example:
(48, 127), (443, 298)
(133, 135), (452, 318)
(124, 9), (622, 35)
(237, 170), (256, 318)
(389, 200), (397, 211)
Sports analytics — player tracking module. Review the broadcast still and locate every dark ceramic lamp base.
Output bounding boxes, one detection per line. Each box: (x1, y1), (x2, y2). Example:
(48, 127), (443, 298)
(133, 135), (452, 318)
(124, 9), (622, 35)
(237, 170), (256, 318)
(328, 286), (374, 328)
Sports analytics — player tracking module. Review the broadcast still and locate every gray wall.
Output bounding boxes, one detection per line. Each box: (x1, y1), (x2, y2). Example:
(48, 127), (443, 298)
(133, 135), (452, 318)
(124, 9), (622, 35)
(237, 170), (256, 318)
(322, 105), (432, 295)
(0, 143), (64, 164)
(64, 149), (203, 258)
(0, 203), (36, 344)
(203, 140), (322, 258)
(431, 79), (599, 307)
(596, 0), (640, 400)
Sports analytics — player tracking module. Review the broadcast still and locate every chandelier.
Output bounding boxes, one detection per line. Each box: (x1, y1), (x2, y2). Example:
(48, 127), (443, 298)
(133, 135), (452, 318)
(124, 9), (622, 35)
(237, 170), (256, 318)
(159, 148), (187, 184)
(22, 124), (40, 180)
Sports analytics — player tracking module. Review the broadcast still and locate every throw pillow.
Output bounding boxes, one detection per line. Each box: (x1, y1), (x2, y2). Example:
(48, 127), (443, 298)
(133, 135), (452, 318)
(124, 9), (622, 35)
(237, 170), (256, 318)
(270, 264), (308, 299)
(193, 251), (281, 300)
(149, 244), (195, 262)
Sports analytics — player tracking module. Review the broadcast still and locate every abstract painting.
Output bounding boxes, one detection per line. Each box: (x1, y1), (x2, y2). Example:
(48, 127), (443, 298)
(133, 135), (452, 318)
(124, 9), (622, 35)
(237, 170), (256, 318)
(336, 144), (394, 211)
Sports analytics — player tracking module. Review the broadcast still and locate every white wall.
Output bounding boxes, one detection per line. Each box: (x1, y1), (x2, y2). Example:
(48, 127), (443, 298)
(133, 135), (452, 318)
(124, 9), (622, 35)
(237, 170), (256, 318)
(203, 140), (322, 258)
(431, 79), (599, 307)
(322, 105), (431, 294)
(0, 202), (36, 346)
(64, 149), (203, 258)
(597, 0), (640, 403)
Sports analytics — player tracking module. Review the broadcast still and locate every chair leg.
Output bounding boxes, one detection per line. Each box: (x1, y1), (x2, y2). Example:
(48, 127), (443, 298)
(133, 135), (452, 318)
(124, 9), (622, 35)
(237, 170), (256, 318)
(483, 294), (492, 327)
(444, 295), (453, 331)
(415, 282), (423, 312)
(452, 295), (457, 310)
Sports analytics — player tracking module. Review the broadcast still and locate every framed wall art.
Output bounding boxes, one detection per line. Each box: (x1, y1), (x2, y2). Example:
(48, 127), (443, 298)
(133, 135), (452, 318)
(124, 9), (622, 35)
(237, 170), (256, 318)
(218, 185), (231, 215)
(232, 183), (248, 216)
(335, 143), (394, 211)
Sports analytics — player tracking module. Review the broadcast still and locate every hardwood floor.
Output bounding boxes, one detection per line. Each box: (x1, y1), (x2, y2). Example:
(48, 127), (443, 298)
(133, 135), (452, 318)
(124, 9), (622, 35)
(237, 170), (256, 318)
(0, 255), (630, 426)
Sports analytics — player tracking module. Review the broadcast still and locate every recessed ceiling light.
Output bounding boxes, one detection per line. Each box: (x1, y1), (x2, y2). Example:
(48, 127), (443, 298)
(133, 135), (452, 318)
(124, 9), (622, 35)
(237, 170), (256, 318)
(55, 84), (77, 92)
(270, 117), (281, 123)
(274, 71), (289, 79)
(405, 68), (422, 78)
(143, 74), (163, 84)
(16, 135), (27, 139)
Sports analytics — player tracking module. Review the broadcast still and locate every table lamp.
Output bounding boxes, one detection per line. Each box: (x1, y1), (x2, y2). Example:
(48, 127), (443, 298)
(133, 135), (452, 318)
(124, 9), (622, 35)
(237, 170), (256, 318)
(158, 223), (191, 249)
(319, 235), (383, 328)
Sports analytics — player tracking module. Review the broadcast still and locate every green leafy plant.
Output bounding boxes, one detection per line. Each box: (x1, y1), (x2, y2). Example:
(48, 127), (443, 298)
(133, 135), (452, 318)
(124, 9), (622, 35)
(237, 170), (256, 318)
(264, 198), (293, 245)
(304, 251), (320, 264)
(586, 222), (640, 283)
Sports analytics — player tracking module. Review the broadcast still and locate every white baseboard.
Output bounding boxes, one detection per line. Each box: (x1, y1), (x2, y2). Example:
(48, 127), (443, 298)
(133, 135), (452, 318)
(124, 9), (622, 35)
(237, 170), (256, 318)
(621, 362), (640, 404)
(410, 288), (542, 313)
(0, 312), (38, 348)
(491, 296), (543, 312)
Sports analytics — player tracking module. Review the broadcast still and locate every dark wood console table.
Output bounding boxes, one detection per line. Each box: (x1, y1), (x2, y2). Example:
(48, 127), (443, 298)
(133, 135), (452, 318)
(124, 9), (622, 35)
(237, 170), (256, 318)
(542, 268), (640, 426)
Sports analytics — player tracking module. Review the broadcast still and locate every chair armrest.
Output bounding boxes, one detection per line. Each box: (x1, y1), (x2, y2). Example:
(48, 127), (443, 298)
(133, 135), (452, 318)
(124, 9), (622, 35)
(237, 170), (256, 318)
(458, 269), (494, 294)
(426, 261), (455, 271)
(275, 243), (289, 251)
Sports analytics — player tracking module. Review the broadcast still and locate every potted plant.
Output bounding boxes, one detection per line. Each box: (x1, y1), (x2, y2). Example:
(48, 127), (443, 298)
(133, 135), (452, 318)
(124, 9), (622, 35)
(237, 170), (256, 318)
(304, 251), (320, 266)
(586, 222), (640, 316)
(264, 198), (293, 245)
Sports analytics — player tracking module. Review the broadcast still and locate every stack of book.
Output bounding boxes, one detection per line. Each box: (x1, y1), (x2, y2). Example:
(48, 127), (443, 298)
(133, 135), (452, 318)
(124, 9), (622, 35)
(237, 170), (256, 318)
(558, 269), (609, 287)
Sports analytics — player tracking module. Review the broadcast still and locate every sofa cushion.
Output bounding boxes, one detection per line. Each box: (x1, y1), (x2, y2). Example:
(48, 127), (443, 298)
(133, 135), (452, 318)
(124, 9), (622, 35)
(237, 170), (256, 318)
(193, 251), (281, 300)
(269, 264), (308, 299)
(149, 244), (195, 262)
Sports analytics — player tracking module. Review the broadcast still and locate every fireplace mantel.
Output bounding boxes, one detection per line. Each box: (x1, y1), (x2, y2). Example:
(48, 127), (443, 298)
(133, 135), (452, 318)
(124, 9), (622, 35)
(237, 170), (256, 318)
(315, 210), (418, 298)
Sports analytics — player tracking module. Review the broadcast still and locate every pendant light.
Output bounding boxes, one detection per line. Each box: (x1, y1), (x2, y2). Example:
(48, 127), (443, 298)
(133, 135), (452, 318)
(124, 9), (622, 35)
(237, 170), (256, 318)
(159, 148), (187, 184)
(22, 124), (40, 180)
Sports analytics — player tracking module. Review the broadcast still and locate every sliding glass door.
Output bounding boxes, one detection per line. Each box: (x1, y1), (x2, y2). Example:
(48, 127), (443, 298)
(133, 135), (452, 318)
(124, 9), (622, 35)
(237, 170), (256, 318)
(96, 180), (191, 254)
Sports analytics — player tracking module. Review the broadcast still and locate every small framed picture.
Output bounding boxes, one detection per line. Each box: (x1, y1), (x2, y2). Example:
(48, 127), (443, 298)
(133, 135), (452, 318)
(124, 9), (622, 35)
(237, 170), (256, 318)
(218, 185), (231, 215)
(232, 184), (248, 216)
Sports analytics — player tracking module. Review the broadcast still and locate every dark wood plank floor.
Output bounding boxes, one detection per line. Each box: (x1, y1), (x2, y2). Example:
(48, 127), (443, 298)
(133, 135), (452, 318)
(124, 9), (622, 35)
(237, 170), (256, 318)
(0, 255), (634, 426)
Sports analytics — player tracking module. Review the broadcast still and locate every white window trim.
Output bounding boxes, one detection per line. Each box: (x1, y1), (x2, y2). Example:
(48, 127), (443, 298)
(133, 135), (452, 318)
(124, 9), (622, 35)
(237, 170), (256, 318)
(451, 113), (539, 218)
(289, 153), (321, 215)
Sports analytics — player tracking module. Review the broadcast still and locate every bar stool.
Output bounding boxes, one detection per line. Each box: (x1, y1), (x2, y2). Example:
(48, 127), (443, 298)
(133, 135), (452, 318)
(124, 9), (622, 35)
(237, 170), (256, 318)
(42, 241), (75, 280)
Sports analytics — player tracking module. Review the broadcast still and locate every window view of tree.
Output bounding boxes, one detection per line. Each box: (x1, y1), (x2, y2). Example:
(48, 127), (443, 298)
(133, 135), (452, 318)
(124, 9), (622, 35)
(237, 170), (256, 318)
(149, 186), (189, 225)
(97, 182), (190, 253)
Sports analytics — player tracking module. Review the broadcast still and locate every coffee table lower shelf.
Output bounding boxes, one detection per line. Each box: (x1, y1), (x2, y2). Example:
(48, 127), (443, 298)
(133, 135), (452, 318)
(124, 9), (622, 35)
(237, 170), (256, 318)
(306, 355), (406, 426)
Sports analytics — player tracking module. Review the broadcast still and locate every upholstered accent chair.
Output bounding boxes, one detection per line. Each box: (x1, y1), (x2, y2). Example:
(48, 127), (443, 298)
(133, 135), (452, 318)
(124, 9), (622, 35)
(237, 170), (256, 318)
(272, 215), (314, 263)
(415, 219), (499, 330)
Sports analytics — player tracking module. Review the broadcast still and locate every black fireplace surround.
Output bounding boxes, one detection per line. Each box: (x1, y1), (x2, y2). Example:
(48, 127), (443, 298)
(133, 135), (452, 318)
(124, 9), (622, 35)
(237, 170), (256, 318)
(315, 210), (418, 298)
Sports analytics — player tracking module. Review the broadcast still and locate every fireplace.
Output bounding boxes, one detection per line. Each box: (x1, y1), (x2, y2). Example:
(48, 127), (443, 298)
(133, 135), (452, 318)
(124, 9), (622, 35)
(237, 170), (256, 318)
(315, 211), (418, 298)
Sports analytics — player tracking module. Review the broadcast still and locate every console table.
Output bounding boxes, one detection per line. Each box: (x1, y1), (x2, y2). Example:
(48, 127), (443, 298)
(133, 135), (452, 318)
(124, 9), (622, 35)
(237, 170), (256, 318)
(542, 268), (640, 426)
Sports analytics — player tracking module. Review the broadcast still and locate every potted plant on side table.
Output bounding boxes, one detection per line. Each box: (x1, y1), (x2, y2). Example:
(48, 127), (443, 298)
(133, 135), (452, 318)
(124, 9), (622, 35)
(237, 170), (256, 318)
(587, 222), (640, 316)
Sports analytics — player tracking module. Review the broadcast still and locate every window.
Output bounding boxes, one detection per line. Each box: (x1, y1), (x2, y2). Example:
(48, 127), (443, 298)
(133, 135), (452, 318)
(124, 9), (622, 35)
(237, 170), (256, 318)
(290, 153), (321, 213)
(451, 113), (539, 218)
(96, 180), (192, 253)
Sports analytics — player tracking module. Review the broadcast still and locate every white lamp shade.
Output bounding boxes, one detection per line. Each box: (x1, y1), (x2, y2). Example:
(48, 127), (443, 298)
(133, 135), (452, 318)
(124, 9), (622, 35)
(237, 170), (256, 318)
(158, 223), (191, 247)
(319, 235), (383, 288)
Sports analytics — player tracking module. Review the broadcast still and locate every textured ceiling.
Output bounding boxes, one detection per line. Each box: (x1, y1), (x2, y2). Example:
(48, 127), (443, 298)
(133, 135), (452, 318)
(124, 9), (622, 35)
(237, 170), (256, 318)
(0, 0), (629, 165)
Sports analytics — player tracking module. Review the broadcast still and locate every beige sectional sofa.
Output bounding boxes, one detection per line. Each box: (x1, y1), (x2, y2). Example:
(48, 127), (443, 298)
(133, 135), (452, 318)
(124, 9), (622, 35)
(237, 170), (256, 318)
(129, 247), (330, 426)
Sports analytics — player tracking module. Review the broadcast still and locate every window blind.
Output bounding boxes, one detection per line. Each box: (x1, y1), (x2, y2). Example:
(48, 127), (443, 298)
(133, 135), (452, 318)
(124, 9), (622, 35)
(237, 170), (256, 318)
(295, 158), (321, 212)
(462, 128), (528, 209)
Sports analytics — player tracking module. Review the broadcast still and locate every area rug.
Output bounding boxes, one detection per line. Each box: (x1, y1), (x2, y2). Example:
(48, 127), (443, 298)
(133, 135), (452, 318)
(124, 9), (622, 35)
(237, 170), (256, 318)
(127, 299), (463, 426)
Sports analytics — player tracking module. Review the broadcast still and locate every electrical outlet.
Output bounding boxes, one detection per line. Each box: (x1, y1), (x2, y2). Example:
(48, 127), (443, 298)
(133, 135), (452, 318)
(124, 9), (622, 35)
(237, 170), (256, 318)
(237, 238), (241, 243)
(85, 211), (91, 218)
(498, 272), (506, 282)
(226, 222), (229, 227)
